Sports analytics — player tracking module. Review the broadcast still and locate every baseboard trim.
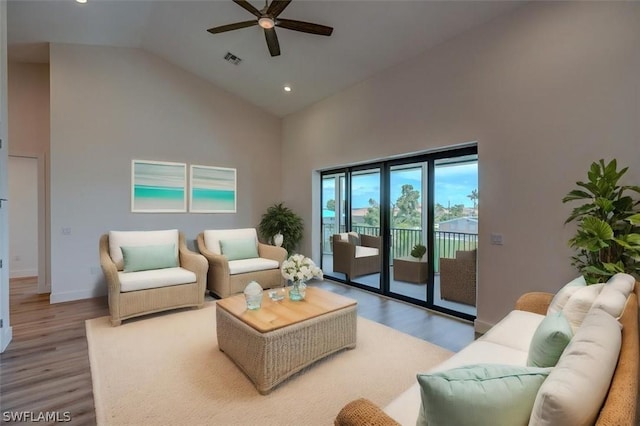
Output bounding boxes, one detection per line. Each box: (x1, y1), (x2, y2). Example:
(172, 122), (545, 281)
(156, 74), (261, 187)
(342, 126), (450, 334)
(50, 288), (106, 304)
(10, 269), (38, 279)
(474, 318), (494, 335)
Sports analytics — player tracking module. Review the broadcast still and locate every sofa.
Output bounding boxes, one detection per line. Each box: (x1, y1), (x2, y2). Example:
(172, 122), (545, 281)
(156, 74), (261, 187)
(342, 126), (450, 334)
(332, 232), (381, 279)
(99, 229), (208, 326)
(197, 228), (287, 298)
(335, 274), (639, 426)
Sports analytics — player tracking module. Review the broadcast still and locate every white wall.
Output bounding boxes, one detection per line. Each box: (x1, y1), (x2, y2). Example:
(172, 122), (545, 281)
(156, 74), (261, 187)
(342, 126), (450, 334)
(8, 156), (38, 278)
(282, 2), (640, 329)
(49, 44), (282, 303)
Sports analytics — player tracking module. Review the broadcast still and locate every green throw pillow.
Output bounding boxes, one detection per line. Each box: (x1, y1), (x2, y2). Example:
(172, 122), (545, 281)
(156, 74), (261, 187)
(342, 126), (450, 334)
(417, 364), (551, 426)
(220, 238), (258, 261)
(121, 244), (178, 273)
(527, 311), (574, 367)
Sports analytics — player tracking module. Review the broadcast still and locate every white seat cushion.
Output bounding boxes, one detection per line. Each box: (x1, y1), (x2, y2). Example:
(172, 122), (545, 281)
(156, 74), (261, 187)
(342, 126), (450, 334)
(355, 246), (379, 258)
(480, 310), (545, 353)
(118, 267), (196, 292)
(109, 229), (179, 271)
(434, 340), (529, 372)
(384, 340), (529, 425)
(228, 258), (279, 275)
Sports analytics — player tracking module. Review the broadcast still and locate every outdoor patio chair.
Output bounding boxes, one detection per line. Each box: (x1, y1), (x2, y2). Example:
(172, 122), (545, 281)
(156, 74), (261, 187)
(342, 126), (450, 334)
(439, 249), (477, 306)
(332, 232), (381, 280)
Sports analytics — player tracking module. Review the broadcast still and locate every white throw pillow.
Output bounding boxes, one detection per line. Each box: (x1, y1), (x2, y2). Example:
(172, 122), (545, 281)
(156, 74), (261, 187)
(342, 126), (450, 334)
(547, 276), (587, 315)
(561, 283), (605, 332)
(606, 273), (636, 298)
(591, 284), (628, 319)
(529, 308), (622, 426)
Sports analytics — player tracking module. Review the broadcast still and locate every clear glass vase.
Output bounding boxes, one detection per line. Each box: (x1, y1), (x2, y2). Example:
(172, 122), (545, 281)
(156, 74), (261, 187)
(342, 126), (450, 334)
(289, 280), (307, 301)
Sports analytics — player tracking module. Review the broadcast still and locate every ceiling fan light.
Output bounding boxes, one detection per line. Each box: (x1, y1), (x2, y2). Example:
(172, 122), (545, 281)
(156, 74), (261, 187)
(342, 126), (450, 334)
(258, 17), (275, 29)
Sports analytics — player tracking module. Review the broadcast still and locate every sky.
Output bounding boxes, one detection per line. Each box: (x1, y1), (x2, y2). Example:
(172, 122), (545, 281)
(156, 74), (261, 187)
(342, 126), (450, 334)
(323, 162), (477, 209)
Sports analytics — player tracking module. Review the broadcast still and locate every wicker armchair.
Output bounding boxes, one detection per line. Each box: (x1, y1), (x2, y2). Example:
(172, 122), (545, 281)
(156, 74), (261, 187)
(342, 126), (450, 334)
(332, 233), (381, 280)
(439, 249), (477, 306)
(197, 228), (287, 298)
(99, 230), (208, 326)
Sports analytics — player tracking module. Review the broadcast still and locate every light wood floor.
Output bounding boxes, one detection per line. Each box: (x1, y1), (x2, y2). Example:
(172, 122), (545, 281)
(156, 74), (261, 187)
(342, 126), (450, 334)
(0, 277), (473, 425)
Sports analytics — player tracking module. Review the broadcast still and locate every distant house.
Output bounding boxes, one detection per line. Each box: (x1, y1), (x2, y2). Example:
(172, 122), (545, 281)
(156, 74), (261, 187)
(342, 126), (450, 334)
(437, 217), (478, 234)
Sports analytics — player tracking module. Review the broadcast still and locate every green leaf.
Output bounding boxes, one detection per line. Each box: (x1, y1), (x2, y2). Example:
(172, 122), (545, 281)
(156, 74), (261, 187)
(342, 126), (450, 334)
(628, 214), (640, 226)
(602, 262), (624, 273)
(581, 216), (614, 240)
(595, 198), (614, 213)
(565, 204), (597, 224)
(562, 190), (594, 203)
(576, 181), (599, 195)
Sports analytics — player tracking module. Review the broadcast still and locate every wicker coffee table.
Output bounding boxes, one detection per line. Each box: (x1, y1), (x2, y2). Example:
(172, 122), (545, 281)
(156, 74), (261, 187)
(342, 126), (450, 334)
(215, 286), (357, 394)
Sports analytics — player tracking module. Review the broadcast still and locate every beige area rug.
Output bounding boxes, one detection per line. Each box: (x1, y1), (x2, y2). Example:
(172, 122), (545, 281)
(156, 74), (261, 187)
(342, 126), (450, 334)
(86, 303), (452, 426)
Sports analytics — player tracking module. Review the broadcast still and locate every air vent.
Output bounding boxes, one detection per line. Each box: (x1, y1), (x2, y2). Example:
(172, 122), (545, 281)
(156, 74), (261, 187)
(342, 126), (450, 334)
(224, 52), (242, 65)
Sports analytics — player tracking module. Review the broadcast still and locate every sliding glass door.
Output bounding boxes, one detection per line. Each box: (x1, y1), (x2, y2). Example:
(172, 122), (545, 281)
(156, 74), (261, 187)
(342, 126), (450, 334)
(432, 157), (478, 316)
(321, 173), (346, 279)
(349, 168), (381, 290)
(388, 163), (427, 301)
(320, 147), (477, 320)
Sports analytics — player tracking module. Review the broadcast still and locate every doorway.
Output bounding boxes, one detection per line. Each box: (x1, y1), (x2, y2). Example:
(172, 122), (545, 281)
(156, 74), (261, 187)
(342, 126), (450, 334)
(8, 154), (47, 293)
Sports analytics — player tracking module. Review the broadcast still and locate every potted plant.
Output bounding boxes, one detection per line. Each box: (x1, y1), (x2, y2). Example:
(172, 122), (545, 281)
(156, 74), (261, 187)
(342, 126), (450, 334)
(562, 159), (640, 284)
(258, 202), (304, 255)
(411, 244), (427, 260)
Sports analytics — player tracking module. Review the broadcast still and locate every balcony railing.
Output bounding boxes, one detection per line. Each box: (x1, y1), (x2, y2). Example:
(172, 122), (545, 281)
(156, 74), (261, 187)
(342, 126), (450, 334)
(322, 224), (477, 271)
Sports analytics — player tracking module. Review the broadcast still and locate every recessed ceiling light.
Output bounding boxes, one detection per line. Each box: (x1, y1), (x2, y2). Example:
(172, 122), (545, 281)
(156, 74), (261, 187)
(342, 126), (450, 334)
(76, 0), (87, 3)
(283, 85), (292, 92)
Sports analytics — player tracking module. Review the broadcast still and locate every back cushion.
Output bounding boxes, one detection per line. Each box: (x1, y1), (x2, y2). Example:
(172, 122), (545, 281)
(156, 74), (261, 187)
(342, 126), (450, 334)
(547, 276), (587, 315)
(606, 273), (636, 298)
(591, 284), (628, 319)
(203, 228), (257, 255)
(529, 308), (622, 426)
(562, 284), (605, 332)
(109, 229), (179, 271)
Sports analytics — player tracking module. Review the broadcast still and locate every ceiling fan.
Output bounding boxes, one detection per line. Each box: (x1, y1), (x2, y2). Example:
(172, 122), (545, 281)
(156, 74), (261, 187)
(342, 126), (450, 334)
(207, 0), (333, 57)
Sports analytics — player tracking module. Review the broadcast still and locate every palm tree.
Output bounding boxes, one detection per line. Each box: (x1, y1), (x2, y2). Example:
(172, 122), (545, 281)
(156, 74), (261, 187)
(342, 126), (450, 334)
(467, 189), (478, 216)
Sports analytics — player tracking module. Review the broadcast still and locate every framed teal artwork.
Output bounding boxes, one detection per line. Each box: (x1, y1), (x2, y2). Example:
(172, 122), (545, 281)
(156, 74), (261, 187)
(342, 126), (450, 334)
(131, 160), (187, 213)
(189, 165), (237, 213)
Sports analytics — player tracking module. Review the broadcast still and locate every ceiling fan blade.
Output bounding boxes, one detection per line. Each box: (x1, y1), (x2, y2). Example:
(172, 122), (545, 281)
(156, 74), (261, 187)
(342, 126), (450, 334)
(232, 0), (262, 18)
(267, 0), (292, 18)
(264, 28), (281, 57)
(276, 19), (333, 36)
(207, 20), (257, 34)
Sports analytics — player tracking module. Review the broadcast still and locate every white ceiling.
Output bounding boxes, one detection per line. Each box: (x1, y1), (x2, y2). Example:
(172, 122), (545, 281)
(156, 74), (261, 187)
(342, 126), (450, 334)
(7, 0), (523, 117)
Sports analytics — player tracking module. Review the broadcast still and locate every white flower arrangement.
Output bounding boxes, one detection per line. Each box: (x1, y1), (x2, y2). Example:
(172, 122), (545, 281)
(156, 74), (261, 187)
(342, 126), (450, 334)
(281, 254), (323, 283)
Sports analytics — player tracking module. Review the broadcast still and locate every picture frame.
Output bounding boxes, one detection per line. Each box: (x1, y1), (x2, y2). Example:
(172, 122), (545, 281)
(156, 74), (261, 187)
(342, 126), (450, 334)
(131, 160), (187, 213)
(189, 165), (237, 213)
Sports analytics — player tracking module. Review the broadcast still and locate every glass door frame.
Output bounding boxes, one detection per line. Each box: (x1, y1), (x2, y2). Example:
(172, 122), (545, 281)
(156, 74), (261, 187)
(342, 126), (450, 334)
(320, 145), (477, 321)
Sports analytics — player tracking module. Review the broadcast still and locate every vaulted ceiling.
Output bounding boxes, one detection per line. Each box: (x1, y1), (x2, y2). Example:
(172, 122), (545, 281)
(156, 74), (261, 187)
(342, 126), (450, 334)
(7, 0), (523, 117)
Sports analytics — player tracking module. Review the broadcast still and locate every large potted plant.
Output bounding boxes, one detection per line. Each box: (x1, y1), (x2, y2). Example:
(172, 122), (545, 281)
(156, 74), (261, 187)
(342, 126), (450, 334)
(562, 159), (640, 284)
(258, 202), (304, 255)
